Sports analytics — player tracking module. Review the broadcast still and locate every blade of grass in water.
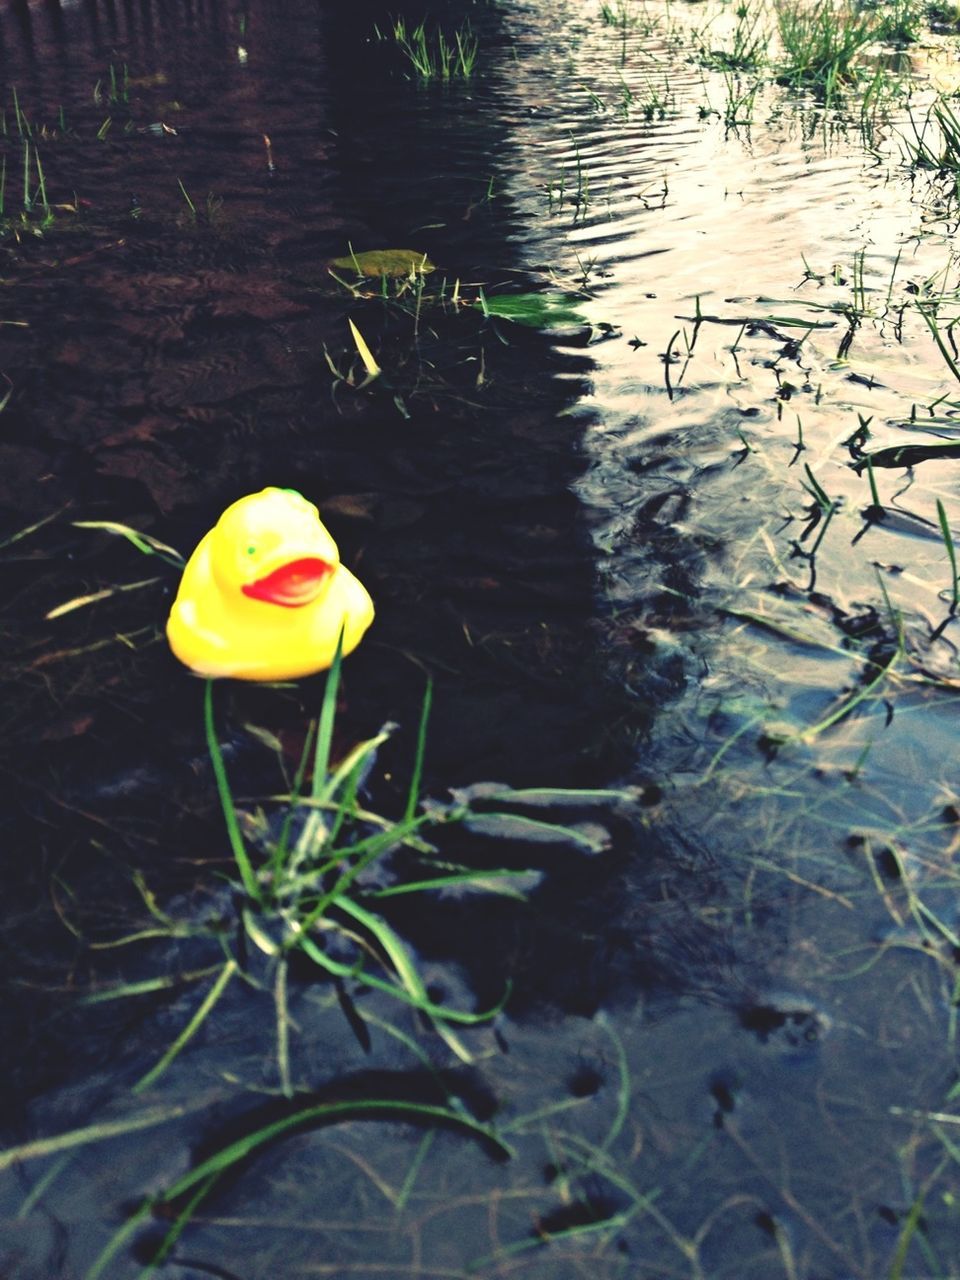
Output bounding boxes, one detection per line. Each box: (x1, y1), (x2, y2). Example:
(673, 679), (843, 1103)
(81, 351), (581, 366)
(81, 964), (225, 1003)
(294, 930), (507, 1025)
(45, 576), (163, 620)
(797, 610), (904, 743)
(372, 868), (539, 899)
(312, 630), (344, 799)
(0, 1104), (199, 1172)
(271, 718), (316, 874)
(275, 957), (292, 1098)
(937, 499), (959, 613)
(0, 503), (68, 550)
(404, 678), (432, 823)
(132, 958), (238, 1094)
(139, 1175), (218, 1275)
(166, 1099), (513, 1195)
(336, 896), (475, 1061)
(72, 519), (184, 567)
(204, 680), (260, 901)
(348, 317), (382, 380)
(86, 1097), (514, 1277)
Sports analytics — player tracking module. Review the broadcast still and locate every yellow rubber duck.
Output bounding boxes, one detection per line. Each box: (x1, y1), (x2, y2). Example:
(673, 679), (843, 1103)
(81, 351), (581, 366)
(166, 487), (374, 680)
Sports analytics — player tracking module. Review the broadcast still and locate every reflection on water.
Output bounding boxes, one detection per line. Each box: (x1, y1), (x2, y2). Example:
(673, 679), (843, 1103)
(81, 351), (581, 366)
(3, 0), (960, 1276)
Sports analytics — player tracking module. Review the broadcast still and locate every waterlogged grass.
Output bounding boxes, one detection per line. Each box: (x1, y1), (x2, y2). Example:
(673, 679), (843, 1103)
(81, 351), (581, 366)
(899, 96), (960, 175)
(3, 512), (645, 1271)
(774, 0), (884, 93)
(0, 646), (637, 1274)
(111, 638), (624, 1085)
(0, 101), (56, 240)
(390, 16), (478, 81)
(695, 1), (770, 71)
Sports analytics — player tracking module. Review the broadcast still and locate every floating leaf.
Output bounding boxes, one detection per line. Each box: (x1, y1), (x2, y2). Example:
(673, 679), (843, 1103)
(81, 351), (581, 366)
(329, 248), (435, 278)
(462, 811), (611, 854)
(474, 290), (590, 329)
(450, 781), (639, 808)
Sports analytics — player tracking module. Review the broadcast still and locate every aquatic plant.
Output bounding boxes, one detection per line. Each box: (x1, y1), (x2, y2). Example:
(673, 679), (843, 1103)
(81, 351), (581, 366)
(0, 138), (54, 240)
(52, 519), (630, 1083)
(899, 98), (960, 176)
(600, 0), (637, 65)
(878, 0), (926, 43)
(936, 499), (959, 613)
(89, 673), (626, 1269)
(695, 1), (770, 71)
(636, 76), (676, 121)
(329, 246), (436, 278)
(774, 0), (884, 93)
(721, 69), (763, 126)
(474, 288), (591, 329)
(392, 17), (478, 81)
(93, 63), (129, 107)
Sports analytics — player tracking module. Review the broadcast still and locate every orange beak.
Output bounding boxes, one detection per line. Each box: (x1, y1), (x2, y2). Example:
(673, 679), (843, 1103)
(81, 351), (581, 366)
(241, 557), (333, 608)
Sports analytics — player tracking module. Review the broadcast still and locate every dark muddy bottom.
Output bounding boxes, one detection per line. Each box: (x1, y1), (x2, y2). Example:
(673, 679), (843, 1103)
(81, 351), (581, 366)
(3, 0), (960, 1277)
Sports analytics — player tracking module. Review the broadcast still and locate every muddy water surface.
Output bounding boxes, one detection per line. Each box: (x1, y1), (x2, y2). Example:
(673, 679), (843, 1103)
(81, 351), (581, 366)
(3, 0), (960, 1277)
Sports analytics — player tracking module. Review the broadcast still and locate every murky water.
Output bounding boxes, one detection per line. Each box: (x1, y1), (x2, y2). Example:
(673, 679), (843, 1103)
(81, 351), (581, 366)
(3, 0), (960, 1276)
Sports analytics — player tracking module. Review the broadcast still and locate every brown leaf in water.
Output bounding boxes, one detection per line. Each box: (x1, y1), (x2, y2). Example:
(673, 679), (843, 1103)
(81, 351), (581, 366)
(39, 713), (96, 741)
(320, 493), (381, 521)
(99, 415), (180, 449)
(320, 494), (425, 529)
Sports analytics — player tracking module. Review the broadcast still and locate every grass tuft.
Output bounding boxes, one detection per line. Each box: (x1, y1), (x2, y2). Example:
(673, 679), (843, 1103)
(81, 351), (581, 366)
(392, 17), (478, 81)
(774, 0), (883, 95)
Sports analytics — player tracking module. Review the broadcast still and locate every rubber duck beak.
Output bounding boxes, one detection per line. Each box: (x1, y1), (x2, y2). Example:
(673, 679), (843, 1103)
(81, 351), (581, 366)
(241, 556), (333, 608)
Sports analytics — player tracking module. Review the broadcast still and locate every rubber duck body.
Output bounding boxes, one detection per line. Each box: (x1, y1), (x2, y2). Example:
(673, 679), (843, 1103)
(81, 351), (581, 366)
(167, 487), (374, 680)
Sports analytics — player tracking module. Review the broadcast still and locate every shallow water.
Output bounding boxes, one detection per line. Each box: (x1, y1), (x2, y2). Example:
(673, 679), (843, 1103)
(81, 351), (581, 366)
(3, 0), (960, 1276)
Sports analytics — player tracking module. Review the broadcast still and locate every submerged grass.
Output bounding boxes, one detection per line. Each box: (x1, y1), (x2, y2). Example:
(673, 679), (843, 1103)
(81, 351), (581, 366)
(85, 1099), (513, 1280)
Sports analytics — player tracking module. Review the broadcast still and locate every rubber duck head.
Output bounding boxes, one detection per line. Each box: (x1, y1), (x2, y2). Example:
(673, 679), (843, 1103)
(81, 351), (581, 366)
(211, 487), (340, 610)
(167, 487), (374, 681)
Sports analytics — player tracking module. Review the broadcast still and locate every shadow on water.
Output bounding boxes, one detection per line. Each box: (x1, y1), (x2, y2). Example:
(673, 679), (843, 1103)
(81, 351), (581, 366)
(5, 0), (960, 1278)
(0, 0), (699, 1247)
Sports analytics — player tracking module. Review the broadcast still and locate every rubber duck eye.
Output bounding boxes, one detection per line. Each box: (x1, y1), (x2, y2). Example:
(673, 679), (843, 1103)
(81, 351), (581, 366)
(246, 545), (256, 556)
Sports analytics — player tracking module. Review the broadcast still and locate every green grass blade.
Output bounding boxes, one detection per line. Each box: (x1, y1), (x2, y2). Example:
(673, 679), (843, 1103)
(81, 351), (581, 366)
(132, 958), (238, 1094)
(0, 1104), (196, 1172)
(272, 719), (317, 872)
(937, 499), (959, 612)
(372, 868), (538, 899)
(404, 678), (432, 823)
(204, 680), (260, 901)
(332, 898), (494, 1061)
(139, 1174), (219, 1274)
(312, 630), (344, 800)
(85, 1198), (152, 1280)
(162, 1099), (512, 1203)
(72, 520), (184, 567)
(80, 965), (224, 1003)
(295, 932), (506, 1025)
(296, 810), (436, 931)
